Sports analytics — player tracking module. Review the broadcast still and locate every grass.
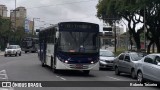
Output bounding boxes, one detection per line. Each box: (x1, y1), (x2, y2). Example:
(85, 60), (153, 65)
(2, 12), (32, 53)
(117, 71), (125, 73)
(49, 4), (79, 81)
(114, 47), (126, 56)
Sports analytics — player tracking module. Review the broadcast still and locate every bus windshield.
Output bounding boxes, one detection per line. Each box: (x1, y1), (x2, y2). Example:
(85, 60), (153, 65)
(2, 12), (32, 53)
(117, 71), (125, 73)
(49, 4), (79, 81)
(58, 32), (99, 53)
(22, 40), (32, 47)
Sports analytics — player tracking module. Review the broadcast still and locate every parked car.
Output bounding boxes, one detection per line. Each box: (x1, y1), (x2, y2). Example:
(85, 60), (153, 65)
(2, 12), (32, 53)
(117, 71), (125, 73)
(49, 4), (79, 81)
(99, 49), (115, 70)
(4, 45), (22, 57)
(136, 54), (160, 83)
(114, 51), (143, 79)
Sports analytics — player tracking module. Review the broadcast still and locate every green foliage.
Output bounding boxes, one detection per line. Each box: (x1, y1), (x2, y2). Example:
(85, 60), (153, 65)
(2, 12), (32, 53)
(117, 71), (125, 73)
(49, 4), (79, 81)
(0, 17), (26, 50)
(114, 47), (126, 56)
(97, 0), (160, 52)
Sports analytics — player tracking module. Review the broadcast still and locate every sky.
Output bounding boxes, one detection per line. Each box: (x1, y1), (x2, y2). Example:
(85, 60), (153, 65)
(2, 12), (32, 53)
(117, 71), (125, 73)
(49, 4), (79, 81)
(0, 0), (106, 31)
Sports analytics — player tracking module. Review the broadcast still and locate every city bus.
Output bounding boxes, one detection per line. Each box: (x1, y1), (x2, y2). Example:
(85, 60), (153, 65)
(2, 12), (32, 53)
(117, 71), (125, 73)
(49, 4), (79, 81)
(21, 37), (39, 53)
(38, 22), (100, 74)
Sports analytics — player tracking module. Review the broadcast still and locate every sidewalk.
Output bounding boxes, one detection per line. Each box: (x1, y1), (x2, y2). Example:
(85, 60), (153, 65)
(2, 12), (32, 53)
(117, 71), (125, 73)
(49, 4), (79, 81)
(0, 50), (4, 56)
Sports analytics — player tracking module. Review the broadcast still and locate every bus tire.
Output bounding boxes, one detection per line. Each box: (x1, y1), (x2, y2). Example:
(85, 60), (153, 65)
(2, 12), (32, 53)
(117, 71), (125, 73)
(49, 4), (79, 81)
(19, 52), (21, 56)
(53, 68), (58, 73)
(42, 62), (46, 67)
(31, 51), (35, 53)
(83, 70), (90, 75)
(4, 54), (7, 57)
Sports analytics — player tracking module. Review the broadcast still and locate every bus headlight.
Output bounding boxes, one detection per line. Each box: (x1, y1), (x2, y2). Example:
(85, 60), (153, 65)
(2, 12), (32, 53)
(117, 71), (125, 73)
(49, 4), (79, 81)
(65, 60), (68, 63)
(91, 61), (94, 64)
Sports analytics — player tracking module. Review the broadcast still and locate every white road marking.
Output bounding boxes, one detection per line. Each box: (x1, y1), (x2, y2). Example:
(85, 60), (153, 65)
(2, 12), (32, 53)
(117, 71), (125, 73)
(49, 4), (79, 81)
(0, 70), (8, 80)
(56, 75), (60, 77)
(56, 75), (66, 80)
(0, 70), (14, 90)
(106, 76), (121, 81)
(59, 77), (66, 80)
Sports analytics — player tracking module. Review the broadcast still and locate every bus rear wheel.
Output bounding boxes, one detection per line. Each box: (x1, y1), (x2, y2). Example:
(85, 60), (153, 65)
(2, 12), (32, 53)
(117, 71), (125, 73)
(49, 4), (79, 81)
(42, 62), (46, 67)
(83, 70), (90, 75)
(53, 68), (58, 73)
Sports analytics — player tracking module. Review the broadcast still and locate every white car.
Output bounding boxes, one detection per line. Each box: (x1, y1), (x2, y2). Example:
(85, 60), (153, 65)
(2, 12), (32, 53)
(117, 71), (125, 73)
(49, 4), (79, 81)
(99, 49), (115, 70)
(136, 54), (160, 83)
(4, 45), (22, 57)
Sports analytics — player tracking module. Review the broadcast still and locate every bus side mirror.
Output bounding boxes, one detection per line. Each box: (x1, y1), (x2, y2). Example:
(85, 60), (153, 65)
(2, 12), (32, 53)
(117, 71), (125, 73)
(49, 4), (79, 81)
(36, 29), (40, 32)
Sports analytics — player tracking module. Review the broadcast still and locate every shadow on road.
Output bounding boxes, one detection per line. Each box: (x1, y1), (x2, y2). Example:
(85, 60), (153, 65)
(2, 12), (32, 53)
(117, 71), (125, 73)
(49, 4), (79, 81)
(43, 66), (96, 77)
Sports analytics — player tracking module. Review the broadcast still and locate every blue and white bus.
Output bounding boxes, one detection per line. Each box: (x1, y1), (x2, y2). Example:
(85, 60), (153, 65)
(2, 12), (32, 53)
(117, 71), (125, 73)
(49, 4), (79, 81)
(38, 22), (100, 74)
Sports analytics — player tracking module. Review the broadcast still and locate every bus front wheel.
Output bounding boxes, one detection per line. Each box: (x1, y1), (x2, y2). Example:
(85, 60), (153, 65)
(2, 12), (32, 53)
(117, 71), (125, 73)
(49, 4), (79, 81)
(83, 70), (90, 75)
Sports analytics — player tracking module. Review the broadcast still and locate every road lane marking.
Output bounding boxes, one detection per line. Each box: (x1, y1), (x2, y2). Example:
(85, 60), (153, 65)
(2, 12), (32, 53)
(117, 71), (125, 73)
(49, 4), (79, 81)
(106, 76), (120, 80)
(56, 75), (66, 80)
(59, 77), (66, 80)
(0, 70), (8, 80)
(56, 75), (60, 77)
(0, 70), (14, 90)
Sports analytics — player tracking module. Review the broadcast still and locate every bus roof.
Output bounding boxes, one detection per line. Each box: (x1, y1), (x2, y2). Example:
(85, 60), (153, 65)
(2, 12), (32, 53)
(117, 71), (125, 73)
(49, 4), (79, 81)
(40, 21), (99, 32)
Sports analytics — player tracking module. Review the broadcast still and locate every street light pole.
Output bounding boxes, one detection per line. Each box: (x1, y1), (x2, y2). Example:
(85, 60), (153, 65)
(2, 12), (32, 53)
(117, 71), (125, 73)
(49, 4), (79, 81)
(114, 22), (117, 53)
(1, 7), (3, 17)
(14, 0), (17, 44)
(15, 0), (17, 30)
(144, 8), (146, 52)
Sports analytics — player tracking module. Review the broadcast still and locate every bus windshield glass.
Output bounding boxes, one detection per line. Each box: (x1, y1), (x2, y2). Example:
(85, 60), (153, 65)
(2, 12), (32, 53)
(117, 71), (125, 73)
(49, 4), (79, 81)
(22, 40), (32, 47)
(58, 32), (98, 53)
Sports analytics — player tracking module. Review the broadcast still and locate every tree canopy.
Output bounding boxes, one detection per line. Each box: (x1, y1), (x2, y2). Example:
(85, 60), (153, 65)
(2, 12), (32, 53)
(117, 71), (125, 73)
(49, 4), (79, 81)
(97, 0), (160, 53)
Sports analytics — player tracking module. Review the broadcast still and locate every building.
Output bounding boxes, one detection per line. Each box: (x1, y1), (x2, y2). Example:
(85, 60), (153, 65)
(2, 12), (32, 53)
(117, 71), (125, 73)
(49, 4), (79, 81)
(10, 7), (26, 30)
(100, 26), (124, 47)
(0, 4), (7, 17)
(24, 18), (34, 33)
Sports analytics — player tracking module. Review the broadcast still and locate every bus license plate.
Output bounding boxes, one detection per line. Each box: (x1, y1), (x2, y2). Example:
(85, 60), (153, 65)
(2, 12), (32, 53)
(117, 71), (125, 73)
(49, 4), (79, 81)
(75, 65), (83, 69)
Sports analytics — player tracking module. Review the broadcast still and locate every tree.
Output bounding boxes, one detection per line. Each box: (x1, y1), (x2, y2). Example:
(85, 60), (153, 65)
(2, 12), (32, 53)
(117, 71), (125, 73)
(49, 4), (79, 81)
(97, 0), (160, 53)
(0, 16), (11, 50)
(96, 0), (144, 51)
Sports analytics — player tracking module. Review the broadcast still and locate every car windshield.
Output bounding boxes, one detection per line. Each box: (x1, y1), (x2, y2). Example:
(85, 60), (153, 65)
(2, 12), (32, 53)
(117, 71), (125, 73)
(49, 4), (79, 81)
(7, 46), (17, 49)
(130, 53), (143, 61)
(100, 50), (114, 57)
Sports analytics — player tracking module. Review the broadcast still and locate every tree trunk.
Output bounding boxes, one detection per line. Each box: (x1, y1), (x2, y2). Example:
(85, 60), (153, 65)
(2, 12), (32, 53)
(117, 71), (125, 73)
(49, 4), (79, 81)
(133, 34), (141, 51)
(147, 41), (153, 54)
(152, 43), (155, 53)
(155, 40), (160, 53)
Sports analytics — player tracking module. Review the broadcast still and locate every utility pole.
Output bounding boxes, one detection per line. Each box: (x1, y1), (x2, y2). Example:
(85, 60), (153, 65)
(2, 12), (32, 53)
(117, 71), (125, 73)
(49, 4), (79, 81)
(1, 7), (3, 17)
(114, 22), (117, 53)
(144, 7), (146, 52)
(14, 0), (17, 44)
(15, 0), (17, 31)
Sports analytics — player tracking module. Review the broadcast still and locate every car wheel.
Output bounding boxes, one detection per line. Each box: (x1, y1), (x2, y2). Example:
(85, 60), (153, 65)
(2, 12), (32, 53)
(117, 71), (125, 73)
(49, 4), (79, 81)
(131, 70), (136, 79)
(4, 54), (7, 57)
(19, 52), (21, 56)
(137, 71), (145, 83)
(15, 53), (17, 56)
(25, 51), (27, 53)
(115, 67), (120, 75)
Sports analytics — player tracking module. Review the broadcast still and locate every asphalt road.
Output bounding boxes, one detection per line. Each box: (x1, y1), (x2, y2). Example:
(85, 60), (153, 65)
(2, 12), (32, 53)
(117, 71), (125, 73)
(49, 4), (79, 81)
(0, 52), (159, 90)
